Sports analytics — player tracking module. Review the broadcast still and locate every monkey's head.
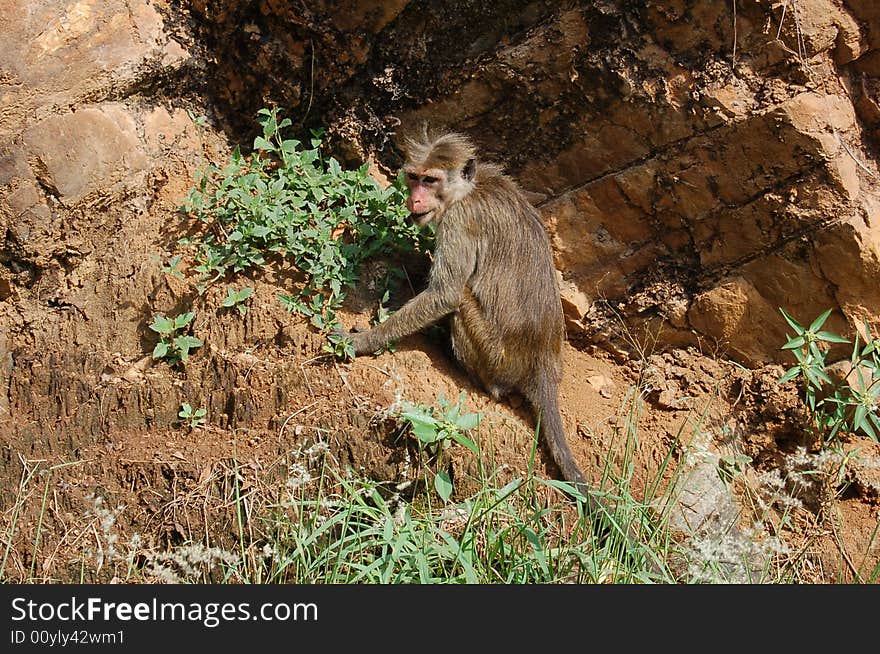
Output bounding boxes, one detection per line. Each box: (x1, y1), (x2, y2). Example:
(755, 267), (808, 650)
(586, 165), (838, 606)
(402, 131), (477, 226)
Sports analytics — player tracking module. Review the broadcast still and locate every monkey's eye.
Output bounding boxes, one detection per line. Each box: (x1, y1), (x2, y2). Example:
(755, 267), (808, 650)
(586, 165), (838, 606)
(407, 172), (419, 182)
(423, 176), (439, 184)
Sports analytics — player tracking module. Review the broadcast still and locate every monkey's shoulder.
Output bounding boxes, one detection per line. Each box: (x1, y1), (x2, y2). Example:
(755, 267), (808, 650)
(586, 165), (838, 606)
(472, 166), (521, 197)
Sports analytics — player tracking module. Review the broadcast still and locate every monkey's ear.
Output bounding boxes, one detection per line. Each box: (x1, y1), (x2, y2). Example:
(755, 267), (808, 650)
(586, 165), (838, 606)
(462, 158), (476, 182)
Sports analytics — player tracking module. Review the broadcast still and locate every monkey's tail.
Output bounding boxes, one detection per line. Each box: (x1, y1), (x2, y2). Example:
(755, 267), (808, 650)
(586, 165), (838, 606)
(527, 371), (661, 575)
(526, 374), (606, 520)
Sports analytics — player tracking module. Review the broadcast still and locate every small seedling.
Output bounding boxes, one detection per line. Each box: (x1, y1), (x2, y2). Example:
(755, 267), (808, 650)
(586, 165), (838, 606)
(323, 331), (355, 360)
(778, 308), (880, 443)
(149, 311), (203, 366)
(221, 285), (254, 316)
(157, 254), (184, 279)
(375, 289), (393, 325)
(179, 403), (207, 429)
(186, 110), (208, 129)
(398, 392), (481, 502)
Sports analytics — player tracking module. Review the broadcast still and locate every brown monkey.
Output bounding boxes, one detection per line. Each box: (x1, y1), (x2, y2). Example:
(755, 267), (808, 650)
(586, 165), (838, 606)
(342, 130), (608, 520)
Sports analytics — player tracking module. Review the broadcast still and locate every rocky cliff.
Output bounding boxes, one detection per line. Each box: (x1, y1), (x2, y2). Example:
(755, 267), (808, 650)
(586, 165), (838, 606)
(4, 1), (879, 384)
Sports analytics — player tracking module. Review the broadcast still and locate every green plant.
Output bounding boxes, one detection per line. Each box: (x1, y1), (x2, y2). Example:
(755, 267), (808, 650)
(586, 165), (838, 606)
(221, 285), (254, 316)
(778, 308), (880, 442)
(322, 330), (355, 360)
(181, 107), (431, 334)
(398, 393), (481, 502)
(158, 254), (184, 279)
(178, 403), (207, 429)
(149, 311), (203, 366)
(375, 289), (393, 325)
(249, 387), (672, 584)
(186, 110), (207, 130)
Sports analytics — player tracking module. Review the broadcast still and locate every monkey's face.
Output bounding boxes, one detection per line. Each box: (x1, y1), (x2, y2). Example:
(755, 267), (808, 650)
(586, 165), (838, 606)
(404, 162), (475, 226)
(404, 167), (447, 226)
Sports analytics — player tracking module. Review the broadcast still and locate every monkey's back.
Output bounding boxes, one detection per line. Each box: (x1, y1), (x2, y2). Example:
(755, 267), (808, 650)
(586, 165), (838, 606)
(447, 166), (564, 388)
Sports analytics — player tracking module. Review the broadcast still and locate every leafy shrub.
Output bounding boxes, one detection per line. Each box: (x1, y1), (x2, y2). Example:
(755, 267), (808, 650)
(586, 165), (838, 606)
(149, 312), (203, 366)
(398, 393), (482, 502)
(778, 308), (880, 442)
(221, 285), (253, 316)
(178, 403), (207, 429)
(181, 108), (431, 332)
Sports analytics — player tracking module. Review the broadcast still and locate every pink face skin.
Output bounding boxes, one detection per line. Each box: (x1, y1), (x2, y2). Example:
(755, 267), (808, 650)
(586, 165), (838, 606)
(405, 168), (446, 225)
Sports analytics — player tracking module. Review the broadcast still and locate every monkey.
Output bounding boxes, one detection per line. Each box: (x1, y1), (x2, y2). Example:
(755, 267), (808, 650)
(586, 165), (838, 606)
(339, 130), (626, 537)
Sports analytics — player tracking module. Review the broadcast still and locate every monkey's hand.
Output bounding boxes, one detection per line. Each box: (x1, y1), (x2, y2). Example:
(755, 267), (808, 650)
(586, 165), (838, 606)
(329, 324), (380, 357)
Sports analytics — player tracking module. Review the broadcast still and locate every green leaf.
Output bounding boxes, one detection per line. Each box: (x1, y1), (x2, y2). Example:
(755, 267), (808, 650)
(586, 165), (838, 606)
(433, 471), (453, 503)
(173, 312), (196, 330)
(815, 331), (849, 344)
(453, 412), (481, 431)
(854, 365), (870, 391)
(401, 406), (437, 426)
(280, 139), (301, 154)
(804, 367), (822, 390)
(778, 366), (801, 384)
(262, 114), (277, 140)
(410, 420), (441, 444)
(174, 335), (203, 360)
(781, 336), (806, 350)
(779, 308), (805, 334)
(449, 430), (480, 455)
(540, 478), (591, 504)
(868, 413), (880, 441)
(808, 308), (833, 333)
(149, 315), (174, 335)
(152, 341), (169, 359)
(854, 406), (876, 439)
(253, 136), (276, 152)
(184, 335), (203, 348)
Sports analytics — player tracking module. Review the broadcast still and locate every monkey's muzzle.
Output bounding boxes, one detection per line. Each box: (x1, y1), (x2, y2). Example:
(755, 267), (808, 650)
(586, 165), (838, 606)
(409, 210), (435, 227)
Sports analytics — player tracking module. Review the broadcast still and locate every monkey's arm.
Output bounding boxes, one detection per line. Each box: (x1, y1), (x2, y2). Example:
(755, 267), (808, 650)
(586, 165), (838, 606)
(348, 231), (476, 355)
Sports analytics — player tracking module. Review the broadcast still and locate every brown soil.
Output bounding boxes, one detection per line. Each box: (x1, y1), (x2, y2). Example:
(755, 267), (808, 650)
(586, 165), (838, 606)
(3, 268), (879, 582)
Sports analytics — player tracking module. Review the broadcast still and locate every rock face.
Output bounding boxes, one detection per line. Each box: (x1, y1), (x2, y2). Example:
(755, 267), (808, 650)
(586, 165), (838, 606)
(1, 0), (191, 273)
(23, 106), (149, 206)
(0, 0), (200, 438)
(0, 0), (879, 435)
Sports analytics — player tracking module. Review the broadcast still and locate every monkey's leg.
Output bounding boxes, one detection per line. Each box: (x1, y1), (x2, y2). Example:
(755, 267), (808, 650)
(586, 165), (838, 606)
(449, 313), (502, 399)
(450, 290), (512, 399)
